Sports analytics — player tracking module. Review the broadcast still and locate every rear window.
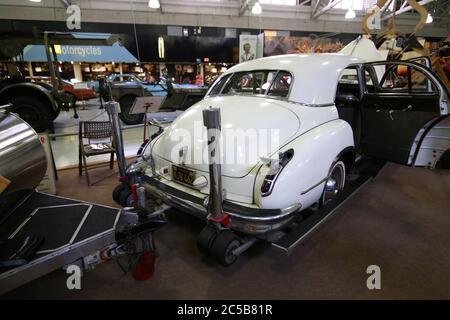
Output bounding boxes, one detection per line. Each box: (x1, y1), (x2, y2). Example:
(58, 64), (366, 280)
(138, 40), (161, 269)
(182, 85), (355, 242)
(208, 70), (292, 98)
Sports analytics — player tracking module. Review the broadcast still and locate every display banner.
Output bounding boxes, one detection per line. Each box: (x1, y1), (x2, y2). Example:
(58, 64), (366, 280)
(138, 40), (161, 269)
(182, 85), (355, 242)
(239, 34), (258, 63)
(264, 35), (351, 56)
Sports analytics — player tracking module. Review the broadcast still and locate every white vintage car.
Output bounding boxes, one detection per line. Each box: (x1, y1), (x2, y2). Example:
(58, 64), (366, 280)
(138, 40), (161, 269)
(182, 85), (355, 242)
(135, 53), (449, 241)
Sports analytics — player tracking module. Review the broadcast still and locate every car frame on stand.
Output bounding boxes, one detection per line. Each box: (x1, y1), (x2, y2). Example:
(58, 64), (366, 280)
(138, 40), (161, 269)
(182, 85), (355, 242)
(113, 53), (449, 265)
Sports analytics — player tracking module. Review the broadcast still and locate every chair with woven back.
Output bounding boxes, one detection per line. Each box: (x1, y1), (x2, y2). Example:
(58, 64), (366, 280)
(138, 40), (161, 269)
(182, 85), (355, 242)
(78, 121), (115, 185)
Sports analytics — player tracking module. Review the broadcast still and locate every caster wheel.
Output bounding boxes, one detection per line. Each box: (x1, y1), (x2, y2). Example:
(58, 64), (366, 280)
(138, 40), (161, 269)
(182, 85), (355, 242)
(210, 231), (241, 266)
(118, 187), (133, 207)
(197, 224), (219, 254)
(112, 184), (126, 204)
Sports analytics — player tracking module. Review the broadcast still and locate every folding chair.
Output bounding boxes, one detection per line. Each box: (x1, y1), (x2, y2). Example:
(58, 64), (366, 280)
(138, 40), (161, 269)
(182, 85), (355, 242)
(78, 121), (115, 186)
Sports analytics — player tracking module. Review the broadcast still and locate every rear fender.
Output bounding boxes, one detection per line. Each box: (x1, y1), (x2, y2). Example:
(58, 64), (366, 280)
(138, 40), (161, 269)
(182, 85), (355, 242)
(255, 119), (354, 210)
(413, 115), (450, 168)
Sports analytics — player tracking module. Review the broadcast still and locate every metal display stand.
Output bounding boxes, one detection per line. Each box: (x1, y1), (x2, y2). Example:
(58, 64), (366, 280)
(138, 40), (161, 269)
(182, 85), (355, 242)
(0, 192), (121, 295)
(0, 103), (169, 295)
(130, 96), (166, 142)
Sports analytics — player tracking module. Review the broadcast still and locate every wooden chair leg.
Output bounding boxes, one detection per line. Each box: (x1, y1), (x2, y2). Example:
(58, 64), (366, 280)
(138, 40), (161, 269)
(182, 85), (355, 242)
(83, 154), (91, 186)
(110, 152), (114, 170)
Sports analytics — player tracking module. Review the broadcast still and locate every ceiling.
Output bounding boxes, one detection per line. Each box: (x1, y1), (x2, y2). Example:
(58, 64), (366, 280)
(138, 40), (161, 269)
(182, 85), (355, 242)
(0, 0), (447, 37)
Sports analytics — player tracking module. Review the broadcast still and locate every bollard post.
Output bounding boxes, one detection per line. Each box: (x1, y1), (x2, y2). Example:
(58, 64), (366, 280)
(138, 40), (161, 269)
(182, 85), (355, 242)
(202, 107), (226, 224)
(106, 101), (126, 178)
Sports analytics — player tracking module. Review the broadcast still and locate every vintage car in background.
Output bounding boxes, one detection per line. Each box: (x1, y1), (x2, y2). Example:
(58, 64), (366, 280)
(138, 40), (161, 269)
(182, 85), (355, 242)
(98, 73), (208, 125)
(62, 80), (97, 102)
(129, 54), (449, 250)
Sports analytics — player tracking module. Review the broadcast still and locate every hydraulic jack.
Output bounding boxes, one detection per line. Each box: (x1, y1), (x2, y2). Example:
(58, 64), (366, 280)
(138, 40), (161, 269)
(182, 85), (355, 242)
(106, 101), (168, 279)
(197, 108), (257, 266)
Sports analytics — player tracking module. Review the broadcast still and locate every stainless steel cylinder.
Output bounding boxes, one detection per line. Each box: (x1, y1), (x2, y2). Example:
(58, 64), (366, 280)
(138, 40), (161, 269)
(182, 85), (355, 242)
(0, 110), (47, 217)
(202, 108), (224, 220)
(105, 101), (126, 178)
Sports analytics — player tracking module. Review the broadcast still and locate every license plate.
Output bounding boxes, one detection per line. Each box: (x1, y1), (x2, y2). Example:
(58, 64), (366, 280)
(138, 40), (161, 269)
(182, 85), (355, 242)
(172, 165), (195, 185)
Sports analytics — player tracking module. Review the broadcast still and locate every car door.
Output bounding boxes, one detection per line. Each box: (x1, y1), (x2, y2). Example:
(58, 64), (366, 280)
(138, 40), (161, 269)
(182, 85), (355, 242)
(360, 60), (446, 164)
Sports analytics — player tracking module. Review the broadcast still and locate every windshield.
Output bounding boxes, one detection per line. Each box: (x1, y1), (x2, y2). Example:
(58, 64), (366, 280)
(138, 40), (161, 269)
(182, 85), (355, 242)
(208, 70), (292, 98)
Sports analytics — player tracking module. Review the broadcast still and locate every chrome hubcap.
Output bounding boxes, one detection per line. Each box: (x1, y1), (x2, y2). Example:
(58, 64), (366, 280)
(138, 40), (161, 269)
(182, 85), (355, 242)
(323, 164), (344, 205)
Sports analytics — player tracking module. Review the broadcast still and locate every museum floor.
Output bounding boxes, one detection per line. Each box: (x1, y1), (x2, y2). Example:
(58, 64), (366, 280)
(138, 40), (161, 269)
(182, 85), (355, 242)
(2, 161), (449, 299)
(50, 99), (179, 169)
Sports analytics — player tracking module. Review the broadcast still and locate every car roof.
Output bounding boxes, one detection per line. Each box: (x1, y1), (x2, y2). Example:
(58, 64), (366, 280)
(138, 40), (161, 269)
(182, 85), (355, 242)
(225, 53), (364, 105)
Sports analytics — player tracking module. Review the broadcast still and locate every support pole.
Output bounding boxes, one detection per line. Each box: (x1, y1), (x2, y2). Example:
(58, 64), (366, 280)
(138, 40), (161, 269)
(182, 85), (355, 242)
(27, 61), (33, 78)
(312, 0), (343, 19)
(44, 32), (59, 95)
(106, 101), (126, 178)
(381, 0), (435, 20)
(202, 108), (226, 224)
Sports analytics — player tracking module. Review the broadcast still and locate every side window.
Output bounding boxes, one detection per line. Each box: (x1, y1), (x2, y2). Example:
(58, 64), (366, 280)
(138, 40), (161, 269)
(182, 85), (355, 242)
(208, 74), (231, 96)
(209, 70), (292, 97)
(379, 64), (436, 93)
(267, 71), (292, 98)
(336, 67), (360, 100)
(364, 69), (376, 93)
(338, 67), (358, 84)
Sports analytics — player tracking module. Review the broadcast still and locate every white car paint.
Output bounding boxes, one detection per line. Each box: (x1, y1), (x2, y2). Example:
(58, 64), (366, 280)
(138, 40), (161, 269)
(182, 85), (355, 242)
(413, 116), (450, 167)
(144, 54), (357, 215)
(338, 37), (388, 80)
(255, 118), (354, 210)
(219, 54), (363, 105)
(151, 95), (301, 178)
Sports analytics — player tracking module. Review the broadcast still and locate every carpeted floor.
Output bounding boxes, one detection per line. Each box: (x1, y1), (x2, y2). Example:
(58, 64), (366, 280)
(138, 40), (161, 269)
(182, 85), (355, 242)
(2, 162), (450, 299)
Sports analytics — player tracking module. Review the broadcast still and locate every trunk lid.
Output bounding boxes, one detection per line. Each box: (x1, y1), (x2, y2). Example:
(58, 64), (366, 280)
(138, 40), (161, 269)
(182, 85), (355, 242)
(152, 95), (300, 178)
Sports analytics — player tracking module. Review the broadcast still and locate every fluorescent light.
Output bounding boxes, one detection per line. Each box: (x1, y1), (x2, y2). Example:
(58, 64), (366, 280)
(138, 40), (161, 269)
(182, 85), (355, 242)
(148, 0), (160, 9)
(29, 0), (42, 2)
(252, 1), (262, 15)
(426, 13), (433, 24)
(345, 9), (356, 19)
(158, 36), (165, 59)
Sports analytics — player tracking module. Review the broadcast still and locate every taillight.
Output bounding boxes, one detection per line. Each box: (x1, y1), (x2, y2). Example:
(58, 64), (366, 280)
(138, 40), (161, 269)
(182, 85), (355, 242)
(261, 149), (294, 197)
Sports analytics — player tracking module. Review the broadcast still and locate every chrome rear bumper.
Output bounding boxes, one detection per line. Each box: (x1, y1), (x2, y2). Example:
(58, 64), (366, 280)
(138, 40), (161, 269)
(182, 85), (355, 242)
(142, 175), (301, 235)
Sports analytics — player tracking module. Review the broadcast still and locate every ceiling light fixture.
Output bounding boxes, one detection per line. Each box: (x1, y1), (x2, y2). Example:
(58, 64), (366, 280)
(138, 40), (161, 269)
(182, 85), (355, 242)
(29, 0), (42, 2)
(345, 8), (356, 19)
(251, 1), (262, 15)
(345, 0), (355, 19)
(426, 13), (433, 23)
(148, 0), (160, 9)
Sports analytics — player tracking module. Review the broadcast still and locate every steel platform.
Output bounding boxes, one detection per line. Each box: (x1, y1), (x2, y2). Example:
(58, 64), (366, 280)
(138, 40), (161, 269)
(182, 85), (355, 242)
(0, 191), (121, 295)
(270, 158), (385, 254)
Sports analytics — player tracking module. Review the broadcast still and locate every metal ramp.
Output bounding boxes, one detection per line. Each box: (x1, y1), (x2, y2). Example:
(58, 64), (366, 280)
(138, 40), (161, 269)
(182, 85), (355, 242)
(0, 191), (121, 295)
(270, 158), (385, 254)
